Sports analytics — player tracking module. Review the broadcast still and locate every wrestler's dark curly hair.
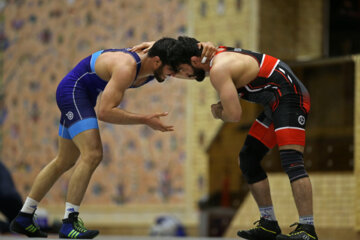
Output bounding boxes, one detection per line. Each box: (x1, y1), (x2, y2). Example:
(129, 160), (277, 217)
(167, 36), (201, 71)
(148, 37), (177, 66)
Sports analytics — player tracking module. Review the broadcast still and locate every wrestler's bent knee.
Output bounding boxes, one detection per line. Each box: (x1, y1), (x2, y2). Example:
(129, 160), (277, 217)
(280, 149), (308, 182)
(239, 136), (269, 184)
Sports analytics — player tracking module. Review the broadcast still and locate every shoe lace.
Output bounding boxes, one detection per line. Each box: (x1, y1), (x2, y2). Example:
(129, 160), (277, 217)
(32, 213), (42, 231)
(249, 219), (261, 231)
(74, 218), (88, 233)
(288, 223), (304, 235)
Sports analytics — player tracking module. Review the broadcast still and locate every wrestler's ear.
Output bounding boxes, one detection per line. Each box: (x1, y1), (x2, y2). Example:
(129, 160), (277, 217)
(152, 56), (162, 68)
(191, 56), (201, 67)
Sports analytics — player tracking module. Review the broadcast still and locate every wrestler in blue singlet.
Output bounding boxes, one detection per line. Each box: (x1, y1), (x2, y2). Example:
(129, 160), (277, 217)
(56, 48), (154, 139)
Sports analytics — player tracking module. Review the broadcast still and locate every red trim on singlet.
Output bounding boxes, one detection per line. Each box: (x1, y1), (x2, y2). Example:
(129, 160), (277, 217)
(299, 94), (305, 114)
(247, 82), (280, 89)
(215, 47), (227, 55)
(302, 95), (311, 113)
(271, 98), (279, 111)
(249, 121), (306, 147)
(258, 54), (279, 78)
(210, 47), (227, 70)
(274, 69), (311, 113)
(274, 69), (298, 94)
(275, 127), (306, 146)
(249, 120), (277, 149)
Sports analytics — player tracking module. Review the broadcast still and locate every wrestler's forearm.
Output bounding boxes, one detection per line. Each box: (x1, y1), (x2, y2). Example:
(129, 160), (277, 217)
(220, 108), (242, 122)
(98, 108), (147, 125)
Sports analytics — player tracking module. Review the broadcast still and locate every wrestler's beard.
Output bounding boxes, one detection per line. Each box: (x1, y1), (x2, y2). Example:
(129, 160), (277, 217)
(153, 65), (166, 82)
(192, 66), (206, 82)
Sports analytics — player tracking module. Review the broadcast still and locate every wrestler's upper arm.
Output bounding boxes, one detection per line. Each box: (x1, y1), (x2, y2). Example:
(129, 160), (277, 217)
(210, 63), (242, 121)
(99, 65), (134, 113)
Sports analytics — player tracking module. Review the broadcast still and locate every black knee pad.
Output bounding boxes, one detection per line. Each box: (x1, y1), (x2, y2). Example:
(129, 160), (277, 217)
(280, 149), (308, 182)
(239, 136), (269, 184)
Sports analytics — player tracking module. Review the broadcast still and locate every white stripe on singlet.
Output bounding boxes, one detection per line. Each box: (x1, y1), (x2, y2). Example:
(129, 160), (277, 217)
(72, 72), (97, 120)
(275, 126), (305, 132)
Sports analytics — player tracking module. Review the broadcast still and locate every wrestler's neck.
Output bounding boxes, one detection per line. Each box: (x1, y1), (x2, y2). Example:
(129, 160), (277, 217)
(192, 56), (211, 72)
(136, 53), (161, 78)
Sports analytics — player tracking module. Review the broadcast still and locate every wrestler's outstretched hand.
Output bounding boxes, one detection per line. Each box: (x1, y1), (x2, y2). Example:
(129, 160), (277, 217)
(145, 112), (174, 132)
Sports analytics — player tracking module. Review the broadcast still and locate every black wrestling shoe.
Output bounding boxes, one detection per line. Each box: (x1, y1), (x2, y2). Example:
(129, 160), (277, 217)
(237, 217), (281, 240)
(59, 212), (99, 239)
(10, 212), (48, 238)
(276, 223), (318, 240)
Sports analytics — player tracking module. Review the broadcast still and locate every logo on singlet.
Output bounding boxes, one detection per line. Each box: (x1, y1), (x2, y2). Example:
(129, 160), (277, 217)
(298, 115), (305, 125)
(66, 111), (74, 120)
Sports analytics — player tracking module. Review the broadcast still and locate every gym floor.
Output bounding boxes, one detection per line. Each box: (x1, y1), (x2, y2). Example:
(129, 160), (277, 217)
(0, 236), (240, 240)
(2, 231), (360, 240)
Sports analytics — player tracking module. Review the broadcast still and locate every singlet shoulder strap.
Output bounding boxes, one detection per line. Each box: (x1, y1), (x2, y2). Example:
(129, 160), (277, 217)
(90, 50), (104, 72)
(101, 48), (142, 80)
(210, 46), (230, 68)
(123, 49), (142, 80)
